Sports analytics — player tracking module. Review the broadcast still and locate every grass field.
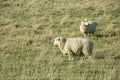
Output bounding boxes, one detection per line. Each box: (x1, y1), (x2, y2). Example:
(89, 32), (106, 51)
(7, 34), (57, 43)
(0, 0), (120, 80)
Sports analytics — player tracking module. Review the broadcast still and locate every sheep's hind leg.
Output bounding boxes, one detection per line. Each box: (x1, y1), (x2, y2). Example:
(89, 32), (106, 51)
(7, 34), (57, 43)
(82, 46), (90, 60)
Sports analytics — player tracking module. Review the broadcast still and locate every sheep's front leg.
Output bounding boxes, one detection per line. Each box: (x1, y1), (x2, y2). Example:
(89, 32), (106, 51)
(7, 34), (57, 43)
(84, 34), (87, 38)
(68, 51), (74, 61)
(69, 56), (74, 61)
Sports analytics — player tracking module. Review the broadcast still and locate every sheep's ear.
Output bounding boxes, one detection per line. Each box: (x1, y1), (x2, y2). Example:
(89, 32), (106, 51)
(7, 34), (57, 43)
(60, 36), (62, 39)
(62, 37), (66, 42)
(57, 37), (60, 41)
(84, 19), (88, 22)
(60, 36), (66, 42)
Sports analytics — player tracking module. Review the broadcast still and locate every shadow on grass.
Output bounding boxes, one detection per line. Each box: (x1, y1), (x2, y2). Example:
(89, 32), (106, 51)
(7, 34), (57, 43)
(94, 55), (120, 60)
(114, 55), (120, 60)
(94, 55), (105, 60)
(95, 33), (119, 38)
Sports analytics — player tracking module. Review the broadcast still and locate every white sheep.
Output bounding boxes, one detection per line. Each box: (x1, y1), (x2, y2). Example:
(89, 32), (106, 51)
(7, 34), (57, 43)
(80, 19), (97, 37)
(53, 36), (93, 60)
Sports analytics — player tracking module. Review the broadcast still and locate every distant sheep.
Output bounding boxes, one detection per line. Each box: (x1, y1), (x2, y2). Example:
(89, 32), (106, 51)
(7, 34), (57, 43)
(53, 36), (93, 60)
(80, 19), (97, 37)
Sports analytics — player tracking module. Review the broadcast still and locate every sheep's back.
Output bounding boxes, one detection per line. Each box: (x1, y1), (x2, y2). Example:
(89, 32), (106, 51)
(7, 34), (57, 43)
(65, 38), (88, 53)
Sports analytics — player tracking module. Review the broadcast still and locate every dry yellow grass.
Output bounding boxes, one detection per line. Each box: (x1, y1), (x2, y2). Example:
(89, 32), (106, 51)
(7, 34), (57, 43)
(0, 0), (120, 80)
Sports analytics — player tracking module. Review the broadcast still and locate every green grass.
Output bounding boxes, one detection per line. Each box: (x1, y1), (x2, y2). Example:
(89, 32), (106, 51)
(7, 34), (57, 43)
(0, 0), (120, 80)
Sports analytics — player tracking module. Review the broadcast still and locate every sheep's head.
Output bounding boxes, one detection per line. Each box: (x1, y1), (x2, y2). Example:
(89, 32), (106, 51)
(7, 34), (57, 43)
(83, 19), (89, 26)
(54, 37), (60, 46)
(53, 36), (66, 47)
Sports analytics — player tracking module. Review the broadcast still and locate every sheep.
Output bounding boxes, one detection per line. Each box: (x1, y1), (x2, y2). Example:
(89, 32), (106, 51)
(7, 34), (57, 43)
(80, 19), (97, 37)
(53, 36), (93, 60)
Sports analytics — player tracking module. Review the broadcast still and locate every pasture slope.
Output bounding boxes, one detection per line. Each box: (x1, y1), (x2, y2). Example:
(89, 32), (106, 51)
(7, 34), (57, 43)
(0, 0), (120, 80)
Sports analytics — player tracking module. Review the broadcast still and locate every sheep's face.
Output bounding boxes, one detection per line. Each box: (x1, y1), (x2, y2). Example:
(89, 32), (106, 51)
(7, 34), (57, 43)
(83, 19), (89, 26)
(53, 37), (60, 46)
(54, 36), (66, 47)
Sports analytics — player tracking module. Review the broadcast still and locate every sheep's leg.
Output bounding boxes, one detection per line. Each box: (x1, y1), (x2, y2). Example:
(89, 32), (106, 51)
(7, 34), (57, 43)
(68, 51), (74, 61)
(82, 46), (90, 59)
(69, 56), (74, 61)
(88, 34), (90, 37)
(90, 32), (95, 37)
(83, 45), (93, 61)
(88, 49), (94, 61)
(84, 34), (87, 38)
(88, 56), (92, 60)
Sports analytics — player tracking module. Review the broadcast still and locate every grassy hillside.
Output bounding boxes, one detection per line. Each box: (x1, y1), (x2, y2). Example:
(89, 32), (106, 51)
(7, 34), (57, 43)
(0, 0), (120, 80)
